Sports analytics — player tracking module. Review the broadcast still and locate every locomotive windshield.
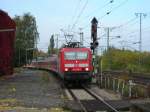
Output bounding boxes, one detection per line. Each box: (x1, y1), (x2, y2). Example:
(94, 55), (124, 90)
(64, 52), (88, 60)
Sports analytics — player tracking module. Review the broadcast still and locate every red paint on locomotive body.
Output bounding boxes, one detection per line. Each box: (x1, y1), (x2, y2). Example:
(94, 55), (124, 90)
(0, 10), (16, 75)
(58, 47), (93, 81)
(29, 47), (93, 83)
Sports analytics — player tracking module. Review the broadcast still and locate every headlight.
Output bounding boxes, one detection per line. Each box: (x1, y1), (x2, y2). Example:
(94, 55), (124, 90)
(65, 68), (68, 71)
(79, 64), (88, 67)
(85, 67), (89, 71)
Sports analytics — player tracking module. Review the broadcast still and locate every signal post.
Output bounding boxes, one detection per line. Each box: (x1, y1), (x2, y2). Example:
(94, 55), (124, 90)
(90, 17), (99, 83)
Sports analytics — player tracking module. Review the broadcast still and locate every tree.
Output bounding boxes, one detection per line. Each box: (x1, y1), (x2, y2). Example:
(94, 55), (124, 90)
(101, 47), (150, 73)
(13, 13), (39, 66)
(48, 35), (55, 55)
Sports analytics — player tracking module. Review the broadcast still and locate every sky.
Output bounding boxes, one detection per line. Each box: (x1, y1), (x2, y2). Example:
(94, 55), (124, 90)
(1, 0), (150, 53)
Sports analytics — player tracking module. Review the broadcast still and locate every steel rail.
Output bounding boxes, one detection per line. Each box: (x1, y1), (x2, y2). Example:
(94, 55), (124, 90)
(67, 88), (88, 112)
(82, 86), (119, 112)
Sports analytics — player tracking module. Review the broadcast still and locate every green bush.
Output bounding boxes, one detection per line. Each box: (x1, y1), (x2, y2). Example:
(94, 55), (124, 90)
(123, 85), (129, 97)
(136, 85), (146, 97)
(100, 47), (150, 73)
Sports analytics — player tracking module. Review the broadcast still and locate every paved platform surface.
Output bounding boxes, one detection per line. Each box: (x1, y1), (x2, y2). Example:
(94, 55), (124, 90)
(0, 68), (64, 112)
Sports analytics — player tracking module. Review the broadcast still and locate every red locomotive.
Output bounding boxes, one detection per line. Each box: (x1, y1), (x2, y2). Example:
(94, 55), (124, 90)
(58, 42), (93, 83)
(30, 42), (93, 84)
(0, 10), (16, 76)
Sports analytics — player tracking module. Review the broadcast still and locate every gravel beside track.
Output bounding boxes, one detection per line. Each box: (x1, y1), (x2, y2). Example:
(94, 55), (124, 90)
(64, 85), (121, 112)
(0, 68), (64, 111)
(90, 86), (121, 100)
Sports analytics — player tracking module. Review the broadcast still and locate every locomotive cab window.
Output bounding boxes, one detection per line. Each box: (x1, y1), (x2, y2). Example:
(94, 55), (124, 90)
(76, 52), (88, 60)
(64, 52), (88, 60)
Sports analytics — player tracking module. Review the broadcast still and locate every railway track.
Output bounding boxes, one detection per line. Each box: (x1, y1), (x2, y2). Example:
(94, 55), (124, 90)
(132, 75), (150, 85)
(67, 88), (88, 112)
(66, 85), (119, 112)
(103, 71), (150, 85)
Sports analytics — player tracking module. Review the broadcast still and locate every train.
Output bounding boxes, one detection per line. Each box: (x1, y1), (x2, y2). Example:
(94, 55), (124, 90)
(31, 42), (93, 84)
(58, 43), (93, 83)
(0, 10), (16, 76)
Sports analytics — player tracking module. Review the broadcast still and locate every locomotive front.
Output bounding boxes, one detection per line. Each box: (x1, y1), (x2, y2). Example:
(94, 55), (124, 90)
(59, 48), (93, 82)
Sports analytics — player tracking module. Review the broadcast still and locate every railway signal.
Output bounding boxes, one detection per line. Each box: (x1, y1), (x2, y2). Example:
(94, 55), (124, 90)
(90, 17), (99, 83)
(91, 17), (98, 52)
(90, 41), (99, 50)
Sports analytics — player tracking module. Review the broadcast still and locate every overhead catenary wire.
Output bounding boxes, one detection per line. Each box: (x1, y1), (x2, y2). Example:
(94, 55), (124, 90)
(142, 26), (150, 32)
(85, 0), (114, 19)
(125, 25), (150, 37)
(82, 0), (129, 30)
(65, 0), (89, 43)
(78, 0), (114, 30)
(66, 0), (129, 45)
(125, 19), (139, 27)
(71, 0), (89, 31)
(83, 38), (91, 44)
(107, 0), (129, 15)
(117, 17), (138, 28)
(117, 12), (149, 30)
(68, 0), (82, 31)
(115, 15), (147, 40)
(109, 17), (138, 36)
(97, 0), (129, 21)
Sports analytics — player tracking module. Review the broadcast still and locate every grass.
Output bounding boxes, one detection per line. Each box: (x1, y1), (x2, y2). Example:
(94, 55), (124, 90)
(0, 106), (71, 112)
(14, 67), (22, 73)
(0, 98), (18, 109)
(41, 71), (51, 83)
